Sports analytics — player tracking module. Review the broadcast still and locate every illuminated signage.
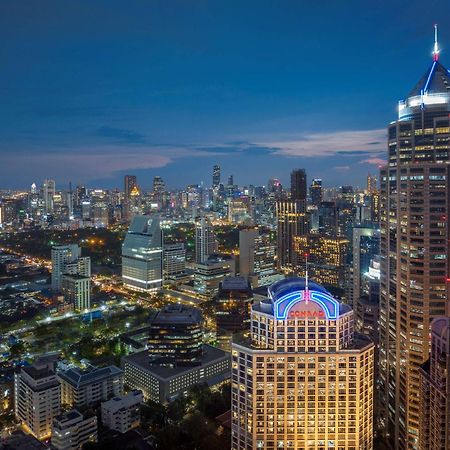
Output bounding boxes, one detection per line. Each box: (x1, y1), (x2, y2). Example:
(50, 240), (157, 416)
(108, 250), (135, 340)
(274, 289), (339, 320)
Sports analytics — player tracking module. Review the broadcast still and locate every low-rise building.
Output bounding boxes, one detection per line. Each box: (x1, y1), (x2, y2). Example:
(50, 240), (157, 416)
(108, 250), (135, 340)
(58, 365), (123, 408)
(51, 409), (97, 450)
(101, 390), (143, 433)
(122, 344), (230, 404)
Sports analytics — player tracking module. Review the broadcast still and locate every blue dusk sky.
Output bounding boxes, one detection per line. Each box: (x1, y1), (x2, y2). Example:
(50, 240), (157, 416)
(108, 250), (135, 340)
(1, 0), (450, 190)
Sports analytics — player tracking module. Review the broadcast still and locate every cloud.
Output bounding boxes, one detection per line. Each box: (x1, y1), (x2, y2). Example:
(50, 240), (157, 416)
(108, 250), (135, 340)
(333, 165), (351, 171)
(95, 126), (148, 144)
(257, 129), (386, 158)
(359, 157), (386, 166)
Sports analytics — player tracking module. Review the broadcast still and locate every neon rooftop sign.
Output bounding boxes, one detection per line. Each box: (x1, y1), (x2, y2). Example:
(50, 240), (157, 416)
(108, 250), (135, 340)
(274, 289), (339, 320)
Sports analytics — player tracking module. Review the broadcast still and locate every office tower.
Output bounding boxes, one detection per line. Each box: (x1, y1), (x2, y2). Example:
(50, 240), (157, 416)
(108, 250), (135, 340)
(294, 235), (349, 289)
(228, 174), (234, 186)
(148, 304), (203, 365)
(90, 189), (109, 227)
(310, 178), (323, 206)
(101, 390), (143, 433)
(152, 176), (165, 194)
(213, 164), (221, 187)
(51, 244), (90, 291)
(123, 175), (137, 221)
(367, 174), (377, 193)
(61, 274), (91, 311)
(350, 226), (380, 308)
(163, 242), (186, 280)
(58, 365), (123, 408)
(276, 200), (307, 271)
(215, 276), (252, 335)
(42, 179), (56, 214)
(231, 277), (375, 449)
(52, 410), (97, 450)
(228, 196), (251, 224)
(379, 30), (450, 449)
(239, 228), (279, 287)
(419, 317), (450, 450)
(122, 215), (163, 293)
(14, 360), (61, 440)
(194, 254), (235, 299)
(291, 168), (307, 201)
(195, 216), (218, 263)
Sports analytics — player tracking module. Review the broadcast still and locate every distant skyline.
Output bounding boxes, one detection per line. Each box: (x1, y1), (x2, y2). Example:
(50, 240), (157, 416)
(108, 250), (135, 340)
(1, 1), (450, 189)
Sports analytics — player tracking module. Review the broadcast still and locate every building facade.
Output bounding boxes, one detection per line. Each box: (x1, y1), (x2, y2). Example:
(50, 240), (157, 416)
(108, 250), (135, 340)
(195, 216), (218, 263)
(52, 410), (97, 450)
(379, 37), (450, 449)
(122, 215), (163, 293)
(61, 274), (91, 311)
(101, 390), (143, 434)
(231, 277), (374, 450)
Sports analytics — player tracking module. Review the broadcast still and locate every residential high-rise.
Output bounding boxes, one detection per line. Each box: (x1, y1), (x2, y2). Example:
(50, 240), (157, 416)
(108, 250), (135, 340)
(239, 228), (280, 287)
(14, 360), (61, 440)
(61, 274), (91, 311)
(51, 244), (90, 291)
(195, 216), (218, 263)
(231, 277), (375, 449)
(310, 178), (323, 206)
(122, 215), (163, 293)
(52, 410), (97, 450)
(379, 29), (450, 449)
(419, 317), (450, 450)
(291, 168), (307, 201)
(213, 165), (221, 187)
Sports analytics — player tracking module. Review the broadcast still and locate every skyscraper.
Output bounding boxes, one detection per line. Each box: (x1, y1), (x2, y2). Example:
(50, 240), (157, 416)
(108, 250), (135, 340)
(419, 317), (450, 450)
(310, 178), (323, 206)
(123, 175), (137, 221)
(195, 216), (218, 263)
(291, 168), (307, 201)
(122, 215), (163, 293)
(43, 179), (56, 214)
(231, 277), (374, 449)
(379, 28), (450, 449)
(213, 164), (221, 187)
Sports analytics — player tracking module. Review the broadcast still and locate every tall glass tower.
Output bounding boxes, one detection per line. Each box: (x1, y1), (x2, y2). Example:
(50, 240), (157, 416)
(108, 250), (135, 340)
(379, 27), (450, 449)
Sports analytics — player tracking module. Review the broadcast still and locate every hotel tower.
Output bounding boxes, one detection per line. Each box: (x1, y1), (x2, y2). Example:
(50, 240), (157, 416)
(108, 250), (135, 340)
(231, 277), (374, 450)
(379, 26), (450, 449)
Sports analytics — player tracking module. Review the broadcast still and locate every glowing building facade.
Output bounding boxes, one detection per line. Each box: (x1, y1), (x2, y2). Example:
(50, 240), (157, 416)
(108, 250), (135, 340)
(232, 277), (374, 450)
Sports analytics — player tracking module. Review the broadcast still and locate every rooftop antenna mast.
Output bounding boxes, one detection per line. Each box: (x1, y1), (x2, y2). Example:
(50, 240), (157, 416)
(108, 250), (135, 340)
(433, 24), (440, 61)
(304, 253), (310, 304)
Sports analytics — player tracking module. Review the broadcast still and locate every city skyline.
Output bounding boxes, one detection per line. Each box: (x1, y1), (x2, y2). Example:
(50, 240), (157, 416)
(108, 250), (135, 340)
(2, 1), (450, 188)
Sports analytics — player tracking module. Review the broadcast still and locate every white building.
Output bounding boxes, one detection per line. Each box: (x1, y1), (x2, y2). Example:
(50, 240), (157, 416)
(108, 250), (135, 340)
(52, 409), (97, 450)
(232, 277), (374, 450)
(61, 274), (91, 311)
(163, 242), (186, 280)
(51, 244), (90, 291)
(58, 365), (123, 408)
(195, 217), (218, 263)
(122, 215), (163, 293)
(101, 390), (143, 433)
(14, 360), (61, 440)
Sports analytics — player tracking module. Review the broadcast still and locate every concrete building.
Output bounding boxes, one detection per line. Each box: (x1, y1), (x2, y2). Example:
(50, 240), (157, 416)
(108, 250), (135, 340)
(379, 31), (450, 449)
(61, 274), (90, 311)
(51, 244), (90, 291)
(14, 360), (61, 440)
(239, 228), (280, 288)
(122, 344), (230, 404)
(43, 179), (56, 214)
(310, 178), (323, 206)
(101, 390), (143, 433)
(51, 409), (97, 450)
(58, 365), (123, 408)
(122, 215), (163, 293)
(195, 216), (218, 263)
(194, 254), (235, 299)
(163, 242), (186, 280)
(148, 304), (203, 366)
(419, 317), (450, 450)
(231, 277), (374, 450)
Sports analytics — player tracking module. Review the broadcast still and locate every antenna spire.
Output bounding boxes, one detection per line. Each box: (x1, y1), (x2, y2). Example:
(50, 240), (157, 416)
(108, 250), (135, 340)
(304, 253), (309, 304)
(433, 24), (440, 61)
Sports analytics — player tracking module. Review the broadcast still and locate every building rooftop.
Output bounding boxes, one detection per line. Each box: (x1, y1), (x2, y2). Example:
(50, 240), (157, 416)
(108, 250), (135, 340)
(58, 365), (122, 388)
(122, 344), (229, 380)
(408, 60), (450, 98)
(151, 303), (202, 325)
(220, 276), (251, 291)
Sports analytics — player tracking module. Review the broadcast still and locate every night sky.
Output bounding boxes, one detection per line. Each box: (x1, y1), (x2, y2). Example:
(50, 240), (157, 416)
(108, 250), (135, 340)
(1, 1), (450, 190)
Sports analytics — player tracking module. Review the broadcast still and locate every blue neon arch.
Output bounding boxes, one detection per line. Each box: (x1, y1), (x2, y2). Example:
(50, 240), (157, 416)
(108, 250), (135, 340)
(274, 290), (339, 320)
